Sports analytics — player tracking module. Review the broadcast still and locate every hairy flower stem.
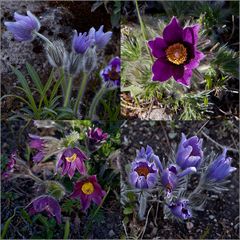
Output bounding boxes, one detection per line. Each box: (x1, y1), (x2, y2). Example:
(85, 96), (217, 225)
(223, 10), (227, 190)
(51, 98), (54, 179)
(88, 85), (108, 119)
(135, 0), (154, 63)
(63, 75), (73, 107)
(34, 31), (53, 46)
(58, 67), (66, 100)
(73, 72), (89, 116)
(188, 179), (204, 200)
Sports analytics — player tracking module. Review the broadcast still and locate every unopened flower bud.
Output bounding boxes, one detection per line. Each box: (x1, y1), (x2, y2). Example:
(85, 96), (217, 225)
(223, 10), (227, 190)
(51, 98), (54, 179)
(83, 45), (97, 73)
(64, 51), (83, 76)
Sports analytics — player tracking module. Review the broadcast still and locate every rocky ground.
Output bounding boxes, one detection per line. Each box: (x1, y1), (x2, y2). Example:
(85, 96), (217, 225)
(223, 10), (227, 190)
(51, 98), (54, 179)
(121, 120), (239, 239)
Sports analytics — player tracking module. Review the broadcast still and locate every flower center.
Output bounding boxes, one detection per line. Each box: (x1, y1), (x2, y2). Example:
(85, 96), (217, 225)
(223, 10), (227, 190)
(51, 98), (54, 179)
(65, 153), (77, 162)
(108, 67), (119, 80)
(81, 182), (94, 195)
(135, 166), (150, 178)
(166, 43), (187, 65)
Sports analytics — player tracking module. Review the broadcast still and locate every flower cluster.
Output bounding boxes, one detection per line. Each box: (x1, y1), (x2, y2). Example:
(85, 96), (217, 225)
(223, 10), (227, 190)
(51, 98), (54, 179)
(148, 17), (204, 86)
(19, 126), (109, 222)
(128, 133), (236, 220)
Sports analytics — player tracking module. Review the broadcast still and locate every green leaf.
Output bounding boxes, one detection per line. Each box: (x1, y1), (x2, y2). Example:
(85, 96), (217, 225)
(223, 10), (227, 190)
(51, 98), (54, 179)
(63, 218), (70, 239)
(20, 208), (32, 224)
(11, 66), (38, 115)
(123, 207), (133, 215)
(1, 208), (16, 239)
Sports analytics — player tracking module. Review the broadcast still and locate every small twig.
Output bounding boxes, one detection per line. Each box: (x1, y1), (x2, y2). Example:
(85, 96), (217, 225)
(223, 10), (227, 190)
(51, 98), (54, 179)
(139, 205), (153, 239)
(201, 131), (239, 153)
(122, 220), (129, 239)
(154, 201), (159, 226)
(196, 120), (210, 134)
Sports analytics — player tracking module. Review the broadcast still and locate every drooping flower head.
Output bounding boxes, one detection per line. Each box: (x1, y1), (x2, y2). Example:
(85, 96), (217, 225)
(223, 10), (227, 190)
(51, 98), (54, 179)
(161, 164), (196, 197)
(88, 25), (112, 49)
(205, 148), (236, 182)
(2, 152), (17, 179)
(28, 195), (61, 224)
(29, 134), (46, 163)
(4, 11), (40, 41)
(176, 133), (203, 170)
(72, 30), (94, 54)
(148, 17), (205, 86)
(56, 147), (87, 179)
(168, 199), (192, 220)
(70, 175), (106, 211)
(129, 146), (162, 189)
(87, 127), (108, 151)
(100, 57), (121, 87)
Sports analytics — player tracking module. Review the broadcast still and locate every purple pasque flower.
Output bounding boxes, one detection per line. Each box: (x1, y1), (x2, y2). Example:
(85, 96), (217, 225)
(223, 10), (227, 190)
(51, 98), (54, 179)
(100, 57), (121, 87)
(56, 147), (87, 179)
(161, 164), (196, 197)
(2, 152), (17, 179)
(168, 199), (192, 220)
(129, 146), (162, 189)
(70, 175), (106, 212)
(176, 133), (203, 170)
(29, 134), (46, 163)
(205, 148), (236, 182)
(4, 11), (40, 41)
(87, 127), (108, 151)
(72, 30), (94, 54)
(148, 17), (205, 86)
(28, 195), (61, 224)
(88, 25), (112, 49)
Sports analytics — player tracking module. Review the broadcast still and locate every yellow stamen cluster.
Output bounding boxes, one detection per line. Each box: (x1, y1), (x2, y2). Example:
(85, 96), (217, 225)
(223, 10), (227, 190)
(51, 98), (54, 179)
(65, 153), (77, 162)
(166, 43), (187, 65)
(135, 166), (150, 178)
(81, 182), (94, 195)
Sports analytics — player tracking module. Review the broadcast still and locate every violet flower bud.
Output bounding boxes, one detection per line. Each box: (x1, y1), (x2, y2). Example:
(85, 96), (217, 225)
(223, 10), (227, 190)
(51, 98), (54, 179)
(72, 30), (93, 54)
(82, 45), (97, 73)
(45, 40), (66, 68)
(176, 133), (203, 170)
(168, 199), (192, 220)
(64, 51), (83, 76)
(2, 152), (17, 179)
(100, 57), (121, 88)
(129, 146), (162, 189)
(29, 134), (46, 163)
(88, 25), (112, 49)
(205, 148), (236, 182)
(28, 195), (62, 224)
(70, 175), (106, 212)
(56, 147), (88, 179)
(4, 11), (40, 41)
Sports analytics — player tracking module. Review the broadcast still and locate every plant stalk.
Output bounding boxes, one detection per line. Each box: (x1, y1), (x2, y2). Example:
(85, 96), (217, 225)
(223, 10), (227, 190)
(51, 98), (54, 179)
(135, 0), (154, 63)
(73, 72), (89, 116)
(34, 31), (53, 46)
(88, 85), (107, 119)
(63, 75), (73, 107)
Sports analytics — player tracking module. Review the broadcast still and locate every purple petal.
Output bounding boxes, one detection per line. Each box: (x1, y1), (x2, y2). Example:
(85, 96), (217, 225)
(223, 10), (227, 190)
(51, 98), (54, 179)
(185, 50), (205, 69)
(148, 37), (167, 58)
(175, 68), (192, 86)
(163, 17), (183, 44)
(152, 58), (173, 82)
(183, 25), (200, 45)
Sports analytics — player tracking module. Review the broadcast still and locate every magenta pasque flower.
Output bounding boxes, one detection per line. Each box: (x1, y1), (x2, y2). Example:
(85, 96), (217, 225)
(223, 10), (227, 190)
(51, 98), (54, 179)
(56, 147), (87, 179)
(168, 199), (192, 220)
(88, 25), (112, 49)
(87, 127), (108, 151)
(148, 17), (204, 86)
(4, 11), (40, 41)
(176, 133), (203, 170)
(205, 148), (236, 182)
(2, 152), (17, 179)
(28, 195), (61, 223)
(100, 57), (121, 87)
(29, 134), (46, 163)
(70, 175), (106, 211)
(129, 146), (162, 189)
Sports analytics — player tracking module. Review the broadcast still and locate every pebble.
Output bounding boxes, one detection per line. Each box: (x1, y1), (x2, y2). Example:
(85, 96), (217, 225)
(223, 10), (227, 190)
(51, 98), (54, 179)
(186, 222), (194, 230)
(209, 215), (215, 219)
(108, 230), (115, 237)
